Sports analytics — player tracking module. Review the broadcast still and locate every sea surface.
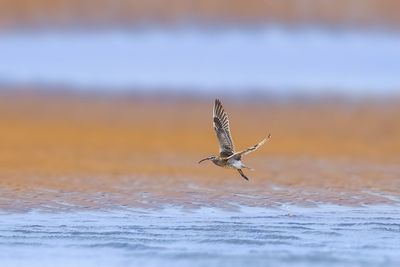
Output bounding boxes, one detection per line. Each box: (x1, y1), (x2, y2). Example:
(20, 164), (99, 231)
(1, 205), (400, 267)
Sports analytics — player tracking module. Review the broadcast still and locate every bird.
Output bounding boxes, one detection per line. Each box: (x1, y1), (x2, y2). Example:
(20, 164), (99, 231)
(198, 99), (271, 181)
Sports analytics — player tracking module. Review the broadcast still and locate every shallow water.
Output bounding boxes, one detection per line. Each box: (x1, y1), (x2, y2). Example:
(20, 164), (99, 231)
(1, 205), (399, 267)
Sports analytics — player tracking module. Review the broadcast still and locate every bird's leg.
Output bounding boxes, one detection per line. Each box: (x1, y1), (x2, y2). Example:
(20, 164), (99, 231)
(237, 169), (249, 181)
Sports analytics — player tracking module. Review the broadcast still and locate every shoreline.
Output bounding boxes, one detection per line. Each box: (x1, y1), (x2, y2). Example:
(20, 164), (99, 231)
(1, 200), (400, 214)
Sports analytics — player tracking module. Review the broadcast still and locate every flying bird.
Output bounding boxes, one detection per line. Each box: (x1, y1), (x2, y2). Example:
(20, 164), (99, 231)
(198, 99), (271, 181)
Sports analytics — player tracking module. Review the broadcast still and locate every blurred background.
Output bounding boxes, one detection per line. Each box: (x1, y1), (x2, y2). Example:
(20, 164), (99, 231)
(1, 4), (400, 266)
(0, 0), (399, 96)
(0, 0), (400, 209)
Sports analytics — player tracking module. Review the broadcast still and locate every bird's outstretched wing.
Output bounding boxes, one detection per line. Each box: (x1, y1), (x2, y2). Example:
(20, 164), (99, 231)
(228, 134), (271, 159)
(213, 99), (235, 157)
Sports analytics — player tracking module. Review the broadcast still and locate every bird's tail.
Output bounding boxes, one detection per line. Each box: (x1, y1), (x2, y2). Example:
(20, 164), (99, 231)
(241, 164), (254, 171)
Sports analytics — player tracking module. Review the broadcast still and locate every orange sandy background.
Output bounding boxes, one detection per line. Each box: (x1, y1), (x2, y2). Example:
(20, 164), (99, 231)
(0, 90), (399, 211)
(0, 0), (399, 29)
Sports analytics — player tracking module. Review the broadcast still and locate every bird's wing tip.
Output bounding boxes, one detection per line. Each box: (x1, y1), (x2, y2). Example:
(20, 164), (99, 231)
(259, 134), (271, 146)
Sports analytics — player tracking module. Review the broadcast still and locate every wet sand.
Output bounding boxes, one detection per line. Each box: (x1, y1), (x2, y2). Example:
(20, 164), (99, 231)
(0, 90), (399, 211)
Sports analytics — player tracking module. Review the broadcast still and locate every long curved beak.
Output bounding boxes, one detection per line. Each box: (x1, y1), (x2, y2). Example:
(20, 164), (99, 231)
(198, 157), (212, 164)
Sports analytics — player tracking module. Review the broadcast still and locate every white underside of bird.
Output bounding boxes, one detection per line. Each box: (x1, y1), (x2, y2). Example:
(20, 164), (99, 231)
(229, 159), (243, 169)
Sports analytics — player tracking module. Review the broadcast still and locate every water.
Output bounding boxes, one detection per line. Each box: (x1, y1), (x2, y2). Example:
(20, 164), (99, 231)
(1, 205), (399, 267)
(0, 27), (400, 96)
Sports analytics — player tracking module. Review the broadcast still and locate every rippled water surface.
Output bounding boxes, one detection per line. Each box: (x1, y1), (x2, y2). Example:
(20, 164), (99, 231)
(1, 205), (399, 267)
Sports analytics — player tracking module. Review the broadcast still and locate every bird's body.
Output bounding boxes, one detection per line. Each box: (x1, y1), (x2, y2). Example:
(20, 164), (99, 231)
(199, 99), (270, 181)
(211, 156), (243, 169)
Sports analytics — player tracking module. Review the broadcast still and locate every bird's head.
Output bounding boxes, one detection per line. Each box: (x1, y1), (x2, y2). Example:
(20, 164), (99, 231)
(198, 155), (216, 164)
